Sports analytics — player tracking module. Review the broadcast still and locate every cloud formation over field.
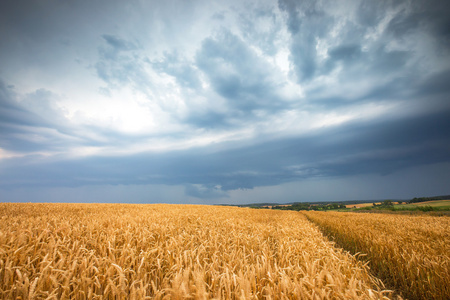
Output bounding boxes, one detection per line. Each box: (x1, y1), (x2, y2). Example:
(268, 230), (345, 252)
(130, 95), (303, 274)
(1, 0), (450, 203)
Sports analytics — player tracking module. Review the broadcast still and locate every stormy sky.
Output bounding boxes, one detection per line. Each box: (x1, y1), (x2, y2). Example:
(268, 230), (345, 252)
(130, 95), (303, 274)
(1, 0), (450, 204)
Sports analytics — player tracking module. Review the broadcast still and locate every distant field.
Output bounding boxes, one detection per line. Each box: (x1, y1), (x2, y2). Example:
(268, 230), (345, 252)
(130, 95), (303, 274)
(399, 199), (450, 208)
(0, 203), (391, 299)
(345, 202), (380, 208)
(346, 199), (450, 210)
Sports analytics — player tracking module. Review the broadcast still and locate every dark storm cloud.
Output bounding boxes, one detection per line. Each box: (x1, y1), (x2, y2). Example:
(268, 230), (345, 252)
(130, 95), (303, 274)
(309, 112), (450, 176)
(2, 108), (449, 196)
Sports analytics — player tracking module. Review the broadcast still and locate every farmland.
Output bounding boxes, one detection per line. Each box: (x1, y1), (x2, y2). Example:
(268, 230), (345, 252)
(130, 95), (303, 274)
(0, 203), (390, 299)
(0, 203), (448, 299)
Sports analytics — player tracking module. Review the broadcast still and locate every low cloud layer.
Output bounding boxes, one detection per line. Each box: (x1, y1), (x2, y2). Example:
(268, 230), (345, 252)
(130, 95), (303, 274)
(1, 0), (450, 202)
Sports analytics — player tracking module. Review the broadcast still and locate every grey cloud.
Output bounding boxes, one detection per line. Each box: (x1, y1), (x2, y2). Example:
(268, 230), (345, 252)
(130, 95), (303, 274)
(0, 0), (123, 75)
(0, 82), (61, 152)
(95, 34), (151, 93)
(386, 13), (420, 38)
(237, 5), (282, 56)
(358, 76), (413, 103)
(185, 184), (229, 199)
(212, 12), (225, 21)
(102, 34), (137, 52)
(0, 83), (42, 152)
(0, 0), (60, 41)
(0, 1), (115, 39)
(309, 57), (411, 109)
(277, 0), (301, 34)
(0, 81), (31, 125)
(393, 0), (450, 43)
(152, 51), (201, 90)
(0, 81), (90, 153)
(321, 44), (362, 74)
(183, 111), (230, 129)
(278, 0), (334, 82)
(196, 30), (286, 114)
(417, 69), (450, 97)
(290, 34), (317, 81)
(20, 89), (69, 125)
(328, 44), (361, 62)
(355, 0), (392, 28)
(279, 0), (450, 88)
(332, 45), (409, 76)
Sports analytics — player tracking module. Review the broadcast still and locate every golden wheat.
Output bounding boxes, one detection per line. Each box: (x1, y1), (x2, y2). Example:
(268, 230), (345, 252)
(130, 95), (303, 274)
(0, 203), (394, 299)
(303, 211), (450, 300)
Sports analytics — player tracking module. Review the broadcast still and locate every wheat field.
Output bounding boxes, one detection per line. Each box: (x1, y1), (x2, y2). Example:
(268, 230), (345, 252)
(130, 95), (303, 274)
(0, 203), (393, 299)
(304, 211), (450, 300)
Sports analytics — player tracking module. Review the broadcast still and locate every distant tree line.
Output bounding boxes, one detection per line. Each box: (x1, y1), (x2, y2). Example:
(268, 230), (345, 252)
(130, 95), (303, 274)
(271, 202), (346, 211)
(409, 195), (450, 204)
(373, 200), (395, 207)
